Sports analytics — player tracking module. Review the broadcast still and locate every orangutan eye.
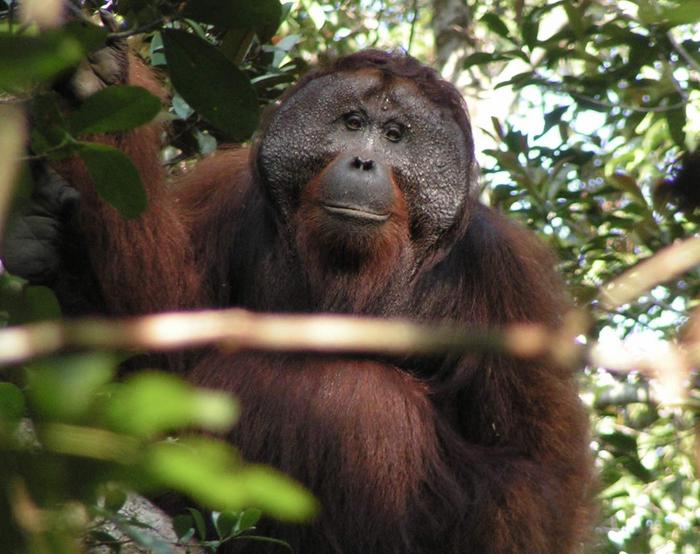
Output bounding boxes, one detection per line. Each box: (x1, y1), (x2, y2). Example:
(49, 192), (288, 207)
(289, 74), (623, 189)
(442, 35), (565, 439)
(384, 122), (404, 143)
(343, 112), (364, 131)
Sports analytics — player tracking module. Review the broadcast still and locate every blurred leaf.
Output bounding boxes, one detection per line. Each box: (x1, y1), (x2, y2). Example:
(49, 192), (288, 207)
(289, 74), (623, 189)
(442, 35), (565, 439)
(25, 354), (116, 422)
(463, 52), (506, 68)
(69, 86), (161, 135)
(659, 2), (700, 26)
(480, 13), (511, 41)
(117, 522), (173, 554)
(0, 382), (25, 424)
(666, 104), (687, 149)
(146, 438), (316, 520)
(186, 507), (207, 541)
(522, 13), (539, 50)
(77, 142), (147, 219)
(87, 530), (121, 552)
(162, 30), (259, 141)
(1, 280), (63, 326)
(0, 22), (107, 91)
(621, 456), (654, 483)
(539, 106), (569, 137)
(105, 372), (238, 438)
(610, 174), (646, 204)
(236, 507), (262, 534)
(146, 438), (247, 509)
(172, 514), (195, 540)
(307, 3), (326, 30)
(11, 286), (62, 324)
(600, 431), (637, 453)
(0, 105), (25, 236)
(563, 3), (585, 37)
(236, 465), (318, 522)
(29, 93), (73, 158)
(103, 486), (128, 513)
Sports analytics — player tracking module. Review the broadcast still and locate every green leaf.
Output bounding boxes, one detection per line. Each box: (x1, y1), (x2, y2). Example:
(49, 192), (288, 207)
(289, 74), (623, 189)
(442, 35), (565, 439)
(480, 13), (511, 41)
(610, 173), (646, 203)
(162, 29), (259, 141)
(103, 486), (128, 513)
(5, 285), (63, 326)
(186, 508), (207, 541)
(87, 530), (122, 552)
(69, 86), (161, 135)
(117, 523), (173, 554)
(146, 437), (315, 521)
(621, 456), (654, 483)
(62, 20), (112, 53)
(659, 1), (700, 26)
(214, 510), (238, 538)
(172, 514), (195, 540)
(563, 3), (585, 38)
(540, 106), (569, 137)
(236, 465), (318, 522)
(0, 23), (107, 91)
(522, 14), (540, 50)
(666, 104), (687, 149)
(463, 52), (505, 69)
(600, 431), (637, 453)
(0, 382), (25, 423)
(183, 0), (282, 42)
(105, 373), (238, 438)
(25, 354), (116, 422)
(29, 93), (74, 159)
(77, 142), (147, 219)
(236, 508), (262, 534)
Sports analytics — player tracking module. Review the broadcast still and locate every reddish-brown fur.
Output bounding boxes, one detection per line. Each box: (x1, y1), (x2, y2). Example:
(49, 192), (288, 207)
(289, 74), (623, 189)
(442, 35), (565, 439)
(54, 52), (594, 552)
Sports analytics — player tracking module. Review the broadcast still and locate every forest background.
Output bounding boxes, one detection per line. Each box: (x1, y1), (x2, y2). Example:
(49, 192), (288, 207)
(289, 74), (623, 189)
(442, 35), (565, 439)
(0, 0), (699, 552)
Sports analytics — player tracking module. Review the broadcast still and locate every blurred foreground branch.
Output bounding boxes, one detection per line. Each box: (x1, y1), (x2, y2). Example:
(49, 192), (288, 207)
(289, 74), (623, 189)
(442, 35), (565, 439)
(0, 307), (696, 406)
(0, 308), (579, 366)
(0, 224), (698, 409)
(600, 236), (700, 310)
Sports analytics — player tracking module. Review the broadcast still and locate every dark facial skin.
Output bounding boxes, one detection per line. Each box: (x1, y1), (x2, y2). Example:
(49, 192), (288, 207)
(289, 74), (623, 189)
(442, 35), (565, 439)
(257, 70), (473, 254)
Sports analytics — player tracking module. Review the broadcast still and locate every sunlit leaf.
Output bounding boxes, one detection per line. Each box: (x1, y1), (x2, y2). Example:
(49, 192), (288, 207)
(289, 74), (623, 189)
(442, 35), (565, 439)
(105, 373), (238, 438)
(236, 465), (318, 522)
(146, 437), (316, 520)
